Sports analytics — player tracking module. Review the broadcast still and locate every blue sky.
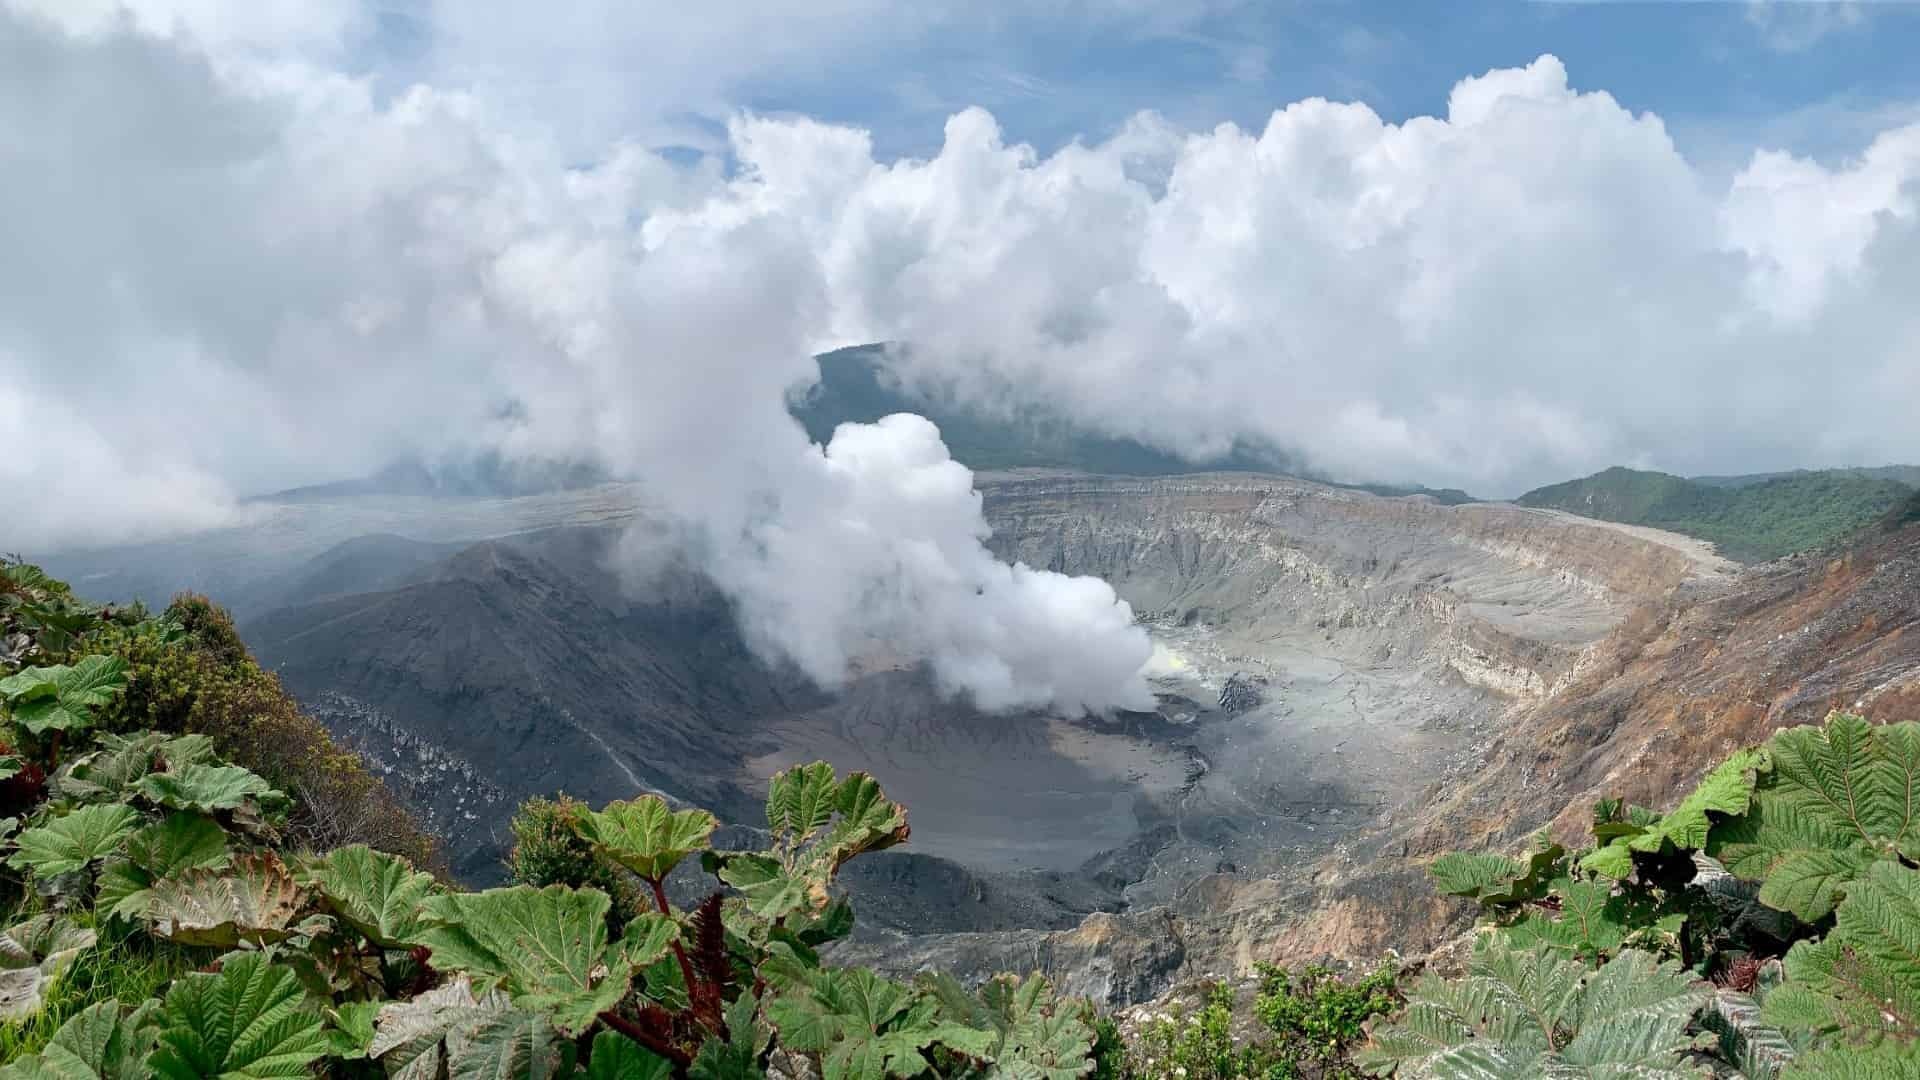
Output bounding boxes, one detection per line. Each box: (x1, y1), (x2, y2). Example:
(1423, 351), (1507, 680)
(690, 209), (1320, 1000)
(360, 1), (1920, 170)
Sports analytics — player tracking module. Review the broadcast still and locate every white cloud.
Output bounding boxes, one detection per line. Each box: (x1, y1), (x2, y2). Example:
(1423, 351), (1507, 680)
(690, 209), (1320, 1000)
(716, 414), (1153, 712)
(0, 6), (1151, 713)
(685, 55), (1920, 494)
(1, 0), (361, 55)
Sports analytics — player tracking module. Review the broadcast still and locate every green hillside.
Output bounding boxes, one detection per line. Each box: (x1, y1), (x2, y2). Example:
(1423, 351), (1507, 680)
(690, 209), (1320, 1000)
(1691, 464), (1920, 489)
(1517, 465), (1915, 562)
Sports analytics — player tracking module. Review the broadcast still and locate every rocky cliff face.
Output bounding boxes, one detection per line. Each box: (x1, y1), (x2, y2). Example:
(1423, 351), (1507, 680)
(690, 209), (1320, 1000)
(980, 471), (1720, 676)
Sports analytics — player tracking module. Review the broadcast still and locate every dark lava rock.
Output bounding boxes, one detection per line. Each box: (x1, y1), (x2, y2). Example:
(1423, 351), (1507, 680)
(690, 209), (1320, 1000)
(1217, 673), (1264, 714)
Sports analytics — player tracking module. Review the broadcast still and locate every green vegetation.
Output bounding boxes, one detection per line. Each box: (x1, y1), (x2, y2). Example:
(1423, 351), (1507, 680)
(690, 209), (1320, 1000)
(1254, 963), (1401, 1072)
(1360, 942), (1706, 1078)
(1127, 983), (1264, 1079)
(507, 793), (647, 932)
(1115, 964), (1402, 1079)
(1389, 710), (1920, 1077)
(30, 575), (440, 870)
(1691, 465), (1920, 491)
(1516, 465), (1914, 562)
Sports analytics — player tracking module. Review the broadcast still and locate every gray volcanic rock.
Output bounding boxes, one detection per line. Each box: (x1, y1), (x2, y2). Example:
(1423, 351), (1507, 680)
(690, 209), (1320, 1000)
(1216, 674), (1262, 714)
(832, 909), (1190, 1007)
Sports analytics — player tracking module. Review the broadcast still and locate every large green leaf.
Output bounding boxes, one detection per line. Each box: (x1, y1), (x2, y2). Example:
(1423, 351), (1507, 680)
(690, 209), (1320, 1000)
(582, 1031), (676, 1080)
(369, 974), (512, 1080)
(146, 851), (308, 948)
(148, 952), (327, 1079)
(1712, 714), (1920, 921)
(577, 795), (718, 880)
(1787, 1045), (1920, 1079)
(1699, 988), (1796, 1080)
(818, 772), (911, 872)
(1357, 938), (1707, 1078)
(128, 813), (231, 878)
(715, 853), (817, 923)
(767, 762), (840, 845)
(0, 1000), (158, 1080)
(1430, 842), (1565, 904)
(56, 733), (216, 803)
(0, 916), (97, 1021)
(445, 1009), (574, 1079)
(414, 885), (676, 1036)
(709, 765), (910, 923)
(325, 1000), (380, 1060)
(134, 764), (287, 816)
(768, 967), (984, 1080)
(922, 972), (1091, 1077)
(1580, 749), (1766, 880)
(1764, 860), (1920, 1048)
(0, 669), (58, 703)
(94, 863), (152, 925)
(8, 804), (141, 878)
(1499, 877), (1685, 962)
(2, 656), (127, 735)
(99, 813), (235, 921)
(1561, 948), (1713, 1068)
(315, 844), (436, 947)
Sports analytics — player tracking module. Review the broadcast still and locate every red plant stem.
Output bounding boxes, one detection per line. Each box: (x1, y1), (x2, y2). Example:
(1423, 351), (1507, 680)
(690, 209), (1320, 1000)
(647, 876), (705, 1021)
(596, 1009), (692, 1073)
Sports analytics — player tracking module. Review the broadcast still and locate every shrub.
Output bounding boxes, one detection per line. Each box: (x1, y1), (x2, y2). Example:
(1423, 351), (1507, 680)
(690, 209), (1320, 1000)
(1128, 983), (1281, 1079)
(1253, 962), (1399, 1075)
(1112, 965), (1402, 1080)
(1091, 1013), (1127, 1080)
(81, 592), (441, 871)
(506, 793), (644, 932)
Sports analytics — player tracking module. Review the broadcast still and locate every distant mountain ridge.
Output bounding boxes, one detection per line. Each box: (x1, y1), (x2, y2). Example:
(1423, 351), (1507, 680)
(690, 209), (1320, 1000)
(795, 345), (1477, 502)
(1517, 465), (1916, 562)
(1689, 464), (1920, 489)
(792, 345), (1285, 477)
